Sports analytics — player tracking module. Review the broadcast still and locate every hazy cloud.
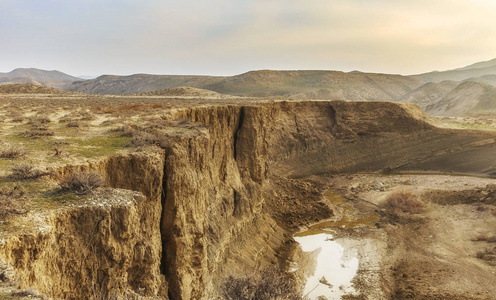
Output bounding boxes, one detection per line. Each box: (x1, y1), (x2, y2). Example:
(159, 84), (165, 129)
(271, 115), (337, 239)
(1, 0), (495, 76)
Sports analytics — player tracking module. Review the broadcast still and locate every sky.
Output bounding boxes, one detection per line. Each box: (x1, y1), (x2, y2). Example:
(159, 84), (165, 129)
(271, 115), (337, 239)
(1, 0), (496, 77)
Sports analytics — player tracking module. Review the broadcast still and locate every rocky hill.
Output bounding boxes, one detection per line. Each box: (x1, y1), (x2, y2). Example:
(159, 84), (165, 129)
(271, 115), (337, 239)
(426, 81), (496, 116)
(413, 58), (496, 83)
(399, 81), (460, 111)
(67, 70), (425, 100)
(0, 68), (81, 89)
(67, 74), (223, 95)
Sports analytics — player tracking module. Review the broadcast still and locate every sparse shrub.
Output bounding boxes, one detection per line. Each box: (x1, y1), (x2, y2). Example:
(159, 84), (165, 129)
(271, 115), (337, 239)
(53, 146), (64, 156)
(383, 190), (425, 215)
(476, 247), (496, 261)
(10, 163), (47, 180)
(476, 205), (486, 212)
(10, 112), (25, 123)
(0, 184), (27, 217)
(59, 171), (104, 194)
(474, 234), (489, 241)
(221, 266), (301, 300)
(28, 115), (51, 124)
(66, 120), (80, 127)
(127, 131), (156, 147)
(109, 125), (135, 137)
(0, 185), (25, 199)
(487, 236), (496, 243)
(0, 144), (26, 159)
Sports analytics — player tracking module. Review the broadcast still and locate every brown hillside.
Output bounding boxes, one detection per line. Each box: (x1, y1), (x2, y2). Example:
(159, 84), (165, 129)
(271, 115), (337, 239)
(129, 86), (224, 97)
(0, 83), (80, 95)
(426, 82), (496, 116)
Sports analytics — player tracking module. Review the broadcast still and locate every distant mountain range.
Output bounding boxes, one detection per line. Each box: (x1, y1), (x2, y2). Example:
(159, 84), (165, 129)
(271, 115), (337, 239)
(2, 58), (496, 117)
(412, 58), (496, 83)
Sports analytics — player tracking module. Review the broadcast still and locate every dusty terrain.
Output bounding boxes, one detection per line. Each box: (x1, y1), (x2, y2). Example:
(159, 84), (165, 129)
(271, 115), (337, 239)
(320, 173), (496, 299)
(0, 90), (495, 299)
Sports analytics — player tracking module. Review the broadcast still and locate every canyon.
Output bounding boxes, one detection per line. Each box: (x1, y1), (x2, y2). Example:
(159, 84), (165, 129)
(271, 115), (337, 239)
(0, 94), (496, 299)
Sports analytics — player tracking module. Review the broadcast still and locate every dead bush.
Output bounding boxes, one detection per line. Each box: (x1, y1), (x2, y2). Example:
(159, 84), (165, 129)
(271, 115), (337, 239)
(28, 115), (51, 124)
(53, 146), (64, 156)
(60, 110), (95, 123)
(474, 234), (489, 241)
(10, 163), (47, 180)
(66, 121), (80, 127)
(221, 266), (301, 300)
(476, 247), (496, 261)
(9, 112), (25, 123)
(109, 125), (135, 137)
(59, 171), (104, 195)
(383, 190), (425, 215)
(0, 144), (26, 159)
(0, 185), (27, 217)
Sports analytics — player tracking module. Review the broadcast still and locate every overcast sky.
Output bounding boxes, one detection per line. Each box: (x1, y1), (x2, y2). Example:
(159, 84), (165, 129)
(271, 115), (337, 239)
(1, 0), (496, 77)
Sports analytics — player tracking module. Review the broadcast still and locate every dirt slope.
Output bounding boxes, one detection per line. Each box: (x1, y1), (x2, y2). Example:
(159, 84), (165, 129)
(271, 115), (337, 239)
(426, 81), (496, 116)
(399, 81), (459, 110)
(0, 83), (79, 95)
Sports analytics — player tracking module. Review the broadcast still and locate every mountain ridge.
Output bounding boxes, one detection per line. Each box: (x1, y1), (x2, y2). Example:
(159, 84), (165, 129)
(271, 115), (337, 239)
(3, 58), (496, 117)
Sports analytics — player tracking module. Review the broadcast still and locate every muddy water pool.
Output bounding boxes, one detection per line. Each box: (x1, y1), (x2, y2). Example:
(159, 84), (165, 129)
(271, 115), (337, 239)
(292, 190), (378, 299)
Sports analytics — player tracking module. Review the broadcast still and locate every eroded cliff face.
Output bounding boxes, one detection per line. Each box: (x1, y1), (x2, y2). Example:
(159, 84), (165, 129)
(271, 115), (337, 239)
(2, 100), (496, 300)
(160, 106), (285, 299)
(159, 100), (496, 299)
(0, 151), (167, 299)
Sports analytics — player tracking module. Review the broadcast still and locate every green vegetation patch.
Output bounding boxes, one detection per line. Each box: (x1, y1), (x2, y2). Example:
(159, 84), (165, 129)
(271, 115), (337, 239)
(65, 132), (130, 158)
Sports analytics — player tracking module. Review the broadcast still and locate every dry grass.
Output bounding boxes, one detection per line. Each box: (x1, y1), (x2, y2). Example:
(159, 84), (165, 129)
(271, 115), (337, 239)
(221, 266), (301, 300)
(383, 190), (425, 215)
(19, 129), (55, 138)
(91, 103), (171, 116)
(59, 171), (104, 195)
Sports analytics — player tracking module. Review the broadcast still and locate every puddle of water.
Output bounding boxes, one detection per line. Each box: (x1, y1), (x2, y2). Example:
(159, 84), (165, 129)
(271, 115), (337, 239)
(296, 190), (379, 238)
(294, 232), (358, 299)
(292, 189), (378, 299)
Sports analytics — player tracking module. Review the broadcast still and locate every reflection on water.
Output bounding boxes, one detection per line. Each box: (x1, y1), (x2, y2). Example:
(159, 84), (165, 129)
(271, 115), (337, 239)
(294, 233), (358, 299)
(293, 189), (377, 299)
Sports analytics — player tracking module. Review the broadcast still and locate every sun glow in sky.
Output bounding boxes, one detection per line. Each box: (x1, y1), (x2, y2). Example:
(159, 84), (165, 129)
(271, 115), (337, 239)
(1, 0), (496, 76)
